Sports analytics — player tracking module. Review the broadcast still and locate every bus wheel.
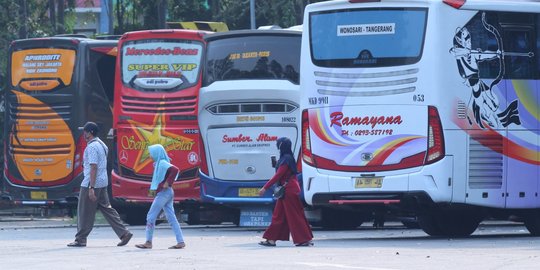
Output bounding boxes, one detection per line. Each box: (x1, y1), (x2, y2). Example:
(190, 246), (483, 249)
(186, 211), (201, 225)
(122, 208), (148, 226)
(436, 210), (481, 237)
(524, 211), (540, 236)
(401, 219), (420, 229)
(417, 214), (444, 236)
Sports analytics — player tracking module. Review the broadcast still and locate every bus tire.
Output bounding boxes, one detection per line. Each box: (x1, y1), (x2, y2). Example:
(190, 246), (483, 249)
(401, 219), (420, 229)
(436, 210), (481, 237)
(524, 211), (540, 236)
(122, 207), (148, 226)
(417, 214), (444, 236)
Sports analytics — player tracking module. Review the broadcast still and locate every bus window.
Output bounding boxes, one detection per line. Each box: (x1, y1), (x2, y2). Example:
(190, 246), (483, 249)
(309, 8), (427, 67)
(94, 51), (116, 104)
(121, 39), (203, 92)
(504, 29), (535, 79)
(204, 35), (300, 85)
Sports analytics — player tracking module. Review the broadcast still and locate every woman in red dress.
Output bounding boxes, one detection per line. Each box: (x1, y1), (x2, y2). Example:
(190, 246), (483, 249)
(258, 137), (313, 247)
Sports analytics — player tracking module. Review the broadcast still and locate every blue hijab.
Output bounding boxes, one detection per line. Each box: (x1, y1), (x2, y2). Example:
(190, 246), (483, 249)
(149, 144), (174, 191)
(276, 137), (297, 174)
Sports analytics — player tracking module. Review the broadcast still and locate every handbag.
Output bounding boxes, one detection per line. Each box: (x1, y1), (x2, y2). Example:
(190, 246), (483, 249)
(272, 174), (291, 199)
(273, 184), (286, 199)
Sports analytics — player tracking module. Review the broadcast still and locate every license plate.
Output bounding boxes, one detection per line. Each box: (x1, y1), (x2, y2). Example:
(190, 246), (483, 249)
(354, 177), (383, 188)
(238, 188), (259, 197)
(30, 191), (47, 200)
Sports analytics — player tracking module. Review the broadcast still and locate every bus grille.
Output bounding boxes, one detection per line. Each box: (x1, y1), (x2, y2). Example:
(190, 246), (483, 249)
(206, 102), (297, 114)
(313, 68), (418, 97)
(8, 101), (72, 121)
(468, 134), (503, 189)
(8, 100), (73, 156)
(121, 95), (197, 114)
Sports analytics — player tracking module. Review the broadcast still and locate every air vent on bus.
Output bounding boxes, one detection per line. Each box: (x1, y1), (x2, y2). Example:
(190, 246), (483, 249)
(206, 102), (297, 115)
(121, 95), (197, 114)
(9, 101), (72, 121)
(9, 144), (72, 156)
(314, 68), (418, 97)
(468, 134), (503, 189)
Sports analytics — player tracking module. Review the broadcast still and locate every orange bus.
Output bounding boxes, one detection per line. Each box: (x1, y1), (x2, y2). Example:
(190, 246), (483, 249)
(2, 36), (117, 206)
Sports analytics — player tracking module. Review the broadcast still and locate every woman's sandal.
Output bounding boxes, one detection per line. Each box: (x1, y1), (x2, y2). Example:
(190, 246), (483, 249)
(168, 243), (186, 249)
(295, 241), (314, 247)
(258, 240), (276, 247)
(135, 242), (152, 249)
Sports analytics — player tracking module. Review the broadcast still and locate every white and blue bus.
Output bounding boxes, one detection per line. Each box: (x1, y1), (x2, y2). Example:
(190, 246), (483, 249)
(199, 29), (301, 226)
(301, 0), (540, 236)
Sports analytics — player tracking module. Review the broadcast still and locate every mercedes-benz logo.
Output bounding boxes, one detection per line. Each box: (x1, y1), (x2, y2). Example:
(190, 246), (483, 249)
(245, 166), (256, 174)
(119, 150), (128, 163)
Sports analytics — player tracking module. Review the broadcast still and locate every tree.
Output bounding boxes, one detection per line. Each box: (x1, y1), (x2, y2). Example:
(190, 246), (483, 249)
(168, 0), (212, 23)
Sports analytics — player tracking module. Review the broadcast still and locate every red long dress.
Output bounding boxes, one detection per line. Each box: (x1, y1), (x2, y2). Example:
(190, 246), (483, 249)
(262, 164), (313, 244)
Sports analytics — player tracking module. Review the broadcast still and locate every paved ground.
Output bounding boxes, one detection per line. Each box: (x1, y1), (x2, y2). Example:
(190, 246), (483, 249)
(1, 216), (540, 270)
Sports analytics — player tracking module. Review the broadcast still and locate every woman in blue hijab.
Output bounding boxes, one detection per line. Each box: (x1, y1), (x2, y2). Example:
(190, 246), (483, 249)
(135, 144), (185, 249)
(258, 137), (313, 247)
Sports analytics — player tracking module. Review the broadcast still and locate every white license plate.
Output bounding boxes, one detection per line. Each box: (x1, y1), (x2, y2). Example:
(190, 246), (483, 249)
(354, 177), (383, 188)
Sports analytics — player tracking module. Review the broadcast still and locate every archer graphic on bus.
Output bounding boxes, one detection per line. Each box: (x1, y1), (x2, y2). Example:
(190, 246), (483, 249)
(449, 13), (521, 129)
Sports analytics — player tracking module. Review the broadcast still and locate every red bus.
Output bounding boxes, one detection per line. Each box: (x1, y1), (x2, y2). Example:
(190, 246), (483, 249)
(112, 29), (210, 225)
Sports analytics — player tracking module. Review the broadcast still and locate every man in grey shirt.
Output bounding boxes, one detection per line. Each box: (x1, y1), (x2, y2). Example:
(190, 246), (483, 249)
(68, 122), (133, 247)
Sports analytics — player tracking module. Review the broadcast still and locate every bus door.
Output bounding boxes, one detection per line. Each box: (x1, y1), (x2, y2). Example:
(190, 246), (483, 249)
(500, 15), (539, 208)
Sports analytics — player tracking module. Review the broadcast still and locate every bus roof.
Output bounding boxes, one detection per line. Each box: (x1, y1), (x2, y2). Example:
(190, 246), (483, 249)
(119, 29), (209, 41)
(311, 0), (540, 14)
(10, 36), (117, 49)
(204, 29), (301, 42)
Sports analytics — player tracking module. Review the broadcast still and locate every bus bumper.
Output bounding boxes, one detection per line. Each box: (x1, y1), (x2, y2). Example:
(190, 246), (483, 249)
(111, 171), (200, 203)
(304, 156), (454, 208)
(1, 173), (83, 207)
(199, 171), (275, 205)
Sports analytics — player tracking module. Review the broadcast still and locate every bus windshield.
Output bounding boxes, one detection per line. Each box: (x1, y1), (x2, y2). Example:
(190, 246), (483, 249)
(204, 35), (300, 85)
(310, 8), (428, 67)
(121, 39), (203, 92)
(11, 48), (76, 90)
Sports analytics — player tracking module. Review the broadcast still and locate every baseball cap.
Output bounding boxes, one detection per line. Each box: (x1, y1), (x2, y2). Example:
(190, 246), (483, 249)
(83, 122), (99, 136)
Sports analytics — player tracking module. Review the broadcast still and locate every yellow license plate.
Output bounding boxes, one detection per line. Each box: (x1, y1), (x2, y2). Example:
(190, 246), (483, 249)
(354, 177), (383, 188)
(238, 188), (259, 197)
(30, 191), (48, 200)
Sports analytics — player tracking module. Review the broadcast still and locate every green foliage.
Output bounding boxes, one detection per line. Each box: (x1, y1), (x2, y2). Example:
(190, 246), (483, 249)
(168, 0), (212, 24)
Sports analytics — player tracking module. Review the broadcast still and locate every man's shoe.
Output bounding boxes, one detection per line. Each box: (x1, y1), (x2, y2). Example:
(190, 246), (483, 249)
(67, 241), (86, 247)
(117, 232), (133, 246)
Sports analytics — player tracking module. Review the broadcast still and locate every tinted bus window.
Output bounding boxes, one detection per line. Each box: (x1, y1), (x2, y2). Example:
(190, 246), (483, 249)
(204, 35), (300, 85)
(121, 39), (203, 92)
(11, 48), (76, 90)
(309, 8), (428, 67)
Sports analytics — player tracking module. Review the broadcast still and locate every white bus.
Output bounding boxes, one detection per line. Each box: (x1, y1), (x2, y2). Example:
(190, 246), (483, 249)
(199, 29), (302, 226)
(301, 0), (540, 236)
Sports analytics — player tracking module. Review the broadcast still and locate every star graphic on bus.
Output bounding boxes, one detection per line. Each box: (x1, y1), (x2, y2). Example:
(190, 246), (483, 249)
(127, 112), (194, 172)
